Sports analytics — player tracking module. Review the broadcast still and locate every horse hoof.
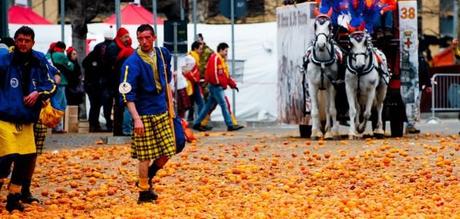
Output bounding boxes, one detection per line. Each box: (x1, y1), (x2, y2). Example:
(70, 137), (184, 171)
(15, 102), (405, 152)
(374, 133), (385, 139)
(324, 132), (333, 140)
(311, 130), (323, 141)
(348, 134), (360, 140)
(374, 129), (385, 139)
(311, 136), (320, 141)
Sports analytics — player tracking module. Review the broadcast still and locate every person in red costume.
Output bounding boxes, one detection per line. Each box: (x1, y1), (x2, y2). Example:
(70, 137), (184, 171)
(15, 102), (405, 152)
(106, 27), (134, 136)
(192, 43), (244, 132)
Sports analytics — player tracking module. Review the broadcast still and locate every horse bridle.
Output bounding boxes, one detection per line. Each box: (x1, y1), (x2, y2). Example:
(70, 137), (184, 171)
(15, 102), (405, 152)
(346, 31), (374, 76)
(311, 16), (335, 65)
(309, 16), (341, 90)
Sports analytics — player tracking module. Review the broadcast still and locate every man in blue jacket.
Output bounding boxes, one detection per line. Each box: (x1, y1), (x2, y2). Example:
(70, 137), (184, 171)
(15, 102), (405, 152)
(120, 24), (176, 204)
(0, 26), (56, 212)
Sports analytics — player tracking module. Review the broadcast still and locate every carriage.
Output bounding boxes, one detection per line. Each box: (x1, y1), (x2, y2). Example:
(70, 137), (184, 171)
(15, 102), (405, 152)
(277, 1), (419, 139)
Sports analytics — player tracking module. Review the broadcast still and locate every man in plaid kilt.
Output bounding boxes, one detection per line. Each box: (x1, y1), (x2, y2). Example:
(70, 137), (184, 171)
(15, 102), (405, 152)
(119, 24), (176, 203)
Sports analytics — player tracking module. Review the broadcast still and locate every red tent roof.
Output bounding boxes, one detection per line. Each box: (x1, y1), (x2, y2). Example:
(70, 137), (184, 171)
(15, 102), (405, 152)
(105, 4), (164, 25)
(8, 5), (52, 24)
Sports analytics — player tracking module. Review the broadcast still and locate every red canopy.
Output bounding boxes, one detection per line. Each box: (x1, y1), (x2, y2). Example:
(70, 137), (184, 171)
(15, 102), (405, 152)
(105, 4), (164, 25)
(8, 5), (52, 24)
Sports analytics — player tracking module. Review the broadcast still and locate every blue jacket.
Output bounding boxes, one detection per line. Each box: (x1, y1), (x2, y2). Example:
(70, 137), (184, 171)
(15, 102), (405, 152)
(0, 50), (57, 123)
(120, 47), (172, 116)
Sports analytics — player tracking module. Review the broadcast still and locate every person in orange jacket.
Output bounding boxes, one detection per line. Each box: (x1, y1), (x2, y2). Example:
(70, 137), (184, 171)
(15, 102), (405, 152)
(192, 42), (244, 132)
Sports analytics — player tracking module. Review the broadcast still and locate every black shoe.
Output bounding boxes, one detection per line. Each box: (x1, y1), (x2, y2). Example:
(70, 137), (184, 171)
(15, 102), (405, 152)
(20, 192), (40, 204)
(203, 125), (213, 131)
(137, 190), (158, 204)
(406, 127), (421, 134)
(227, 125), (244, 131)
(6, 193), (24, 212)
(192, 124), (208, 132)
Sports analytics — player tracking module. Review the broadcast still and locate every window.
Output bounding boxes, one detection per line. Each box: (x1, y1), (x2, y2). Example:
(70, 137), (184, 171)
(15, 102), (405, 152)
(439, 0), (456, 37)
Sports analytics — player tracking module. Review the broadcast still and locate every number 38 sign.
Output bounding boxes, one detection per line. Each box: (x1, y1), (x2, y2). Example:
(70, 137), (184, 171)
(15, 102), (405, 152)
(398, 1), (419, 124)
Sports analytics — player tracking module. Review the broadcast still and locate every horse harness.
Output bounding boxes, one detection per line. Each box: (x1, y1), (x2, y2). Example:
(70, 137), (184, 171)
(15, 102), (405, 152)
(346, 48), (390, 95)
(308, 39), (343, 90)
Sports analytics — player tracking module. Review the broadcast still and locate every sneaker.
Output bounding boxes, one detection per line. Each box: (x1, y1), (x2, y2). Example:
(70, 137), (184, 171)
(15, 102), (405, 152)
(227, 125), (244, 131)
(192, 124), (208, 132)
(6, 193), (24, 212)
(406, 127), (421, 134)
(138, 190), (158, 204)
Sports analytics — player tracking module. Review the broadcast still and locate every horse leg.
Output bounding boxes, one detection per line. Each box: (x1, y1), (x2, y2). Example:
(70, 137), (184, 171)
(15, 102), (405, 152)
(309, 84), (323, 140)
(325, 86), (339, 140)
(358, 87), (376, 134)
(345, 78), (359, 139)
(374, 84), (387, 139)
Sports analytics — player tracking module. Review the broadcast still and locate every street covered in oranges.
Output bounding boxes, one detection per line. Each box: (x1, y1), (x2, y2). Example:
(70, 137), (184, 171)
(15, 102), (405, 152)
(0, 130), (459, 218)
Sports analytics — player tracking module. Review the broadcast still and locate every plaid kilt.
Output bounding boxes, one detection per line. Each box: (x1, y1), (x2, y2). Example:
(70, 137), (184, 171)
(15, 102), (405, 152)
(131, 112), (176, 161)
(34, 122), (47, 155)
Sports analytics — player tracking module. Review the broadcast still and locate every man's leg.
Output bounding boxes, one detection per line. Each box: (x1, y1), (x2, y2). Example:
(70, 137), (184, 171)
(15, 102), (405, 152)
(88, 91), (103, 132)
(122, 107), (133, 136)
(137, 159), (157, 203)
(211, 85), (242, 130)
(200, 103), (217, 127)
(224, 95), (238, 126)
(193, 90), (217, 131)
(8, 154), (37, 212)
(20, 122), (47, 204)
(101, 90), (113, 132)
(383, 11), (394, 37)
(0, 155), (15, 189)
(113, 98), (125, 136)
(148, 156), (169, 187)
(19, 153), (39, 203)
(193, 83), (205, 113)
(406, 93), (421, 134)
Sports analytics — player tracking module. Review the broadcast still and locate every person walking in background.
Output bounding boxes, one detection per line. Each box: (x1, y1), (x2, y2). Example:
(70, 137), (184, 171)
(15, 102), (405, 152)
(106, 27), (134, 136)
(185, 41), (205, 122)
(47, 41), (73, 133)
(0, 26), (56, 212)
(192, 43), (244, 132)
(65, 47), (84, 107)
(119, 24), (176, 203)
(82, 30), (114, 132)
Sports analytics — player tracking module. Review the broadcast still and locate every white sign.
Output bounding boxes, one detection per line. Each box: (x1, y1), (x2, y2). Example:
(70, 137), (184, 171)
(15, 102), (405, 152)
(399, 1), (419, 123)
(276, 2), (316, 124)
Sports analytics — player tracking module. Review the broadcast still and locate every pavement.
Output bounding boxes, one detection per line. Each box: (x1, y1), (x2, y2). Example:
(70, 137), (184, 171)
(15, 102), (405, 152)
(43, 118), (460, 151)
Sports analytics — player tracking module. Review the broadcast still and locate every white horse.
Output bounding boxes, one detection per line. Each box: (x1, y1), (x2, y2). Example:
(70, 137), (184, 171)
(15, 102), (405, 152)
(304, 15), (342, 140)
(345, 31), (389, 139)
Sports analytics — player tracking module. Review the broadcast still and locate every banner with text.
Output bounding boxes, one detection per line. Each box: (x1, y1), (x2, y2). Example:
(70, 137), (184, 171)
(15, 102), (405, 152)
(276, 2), (316, 124)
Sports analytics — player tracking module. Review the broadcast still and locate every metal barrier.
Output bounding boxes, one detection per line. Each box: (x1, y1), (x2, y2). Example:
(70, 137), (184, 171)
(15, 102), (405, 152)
(429, 73), (460, 123)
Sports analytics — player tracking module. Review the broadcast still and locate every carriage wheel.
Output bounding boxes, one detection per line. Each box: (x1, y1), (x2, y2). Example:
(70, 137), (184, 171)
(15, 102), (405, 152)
(299, 125), (312, 138)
